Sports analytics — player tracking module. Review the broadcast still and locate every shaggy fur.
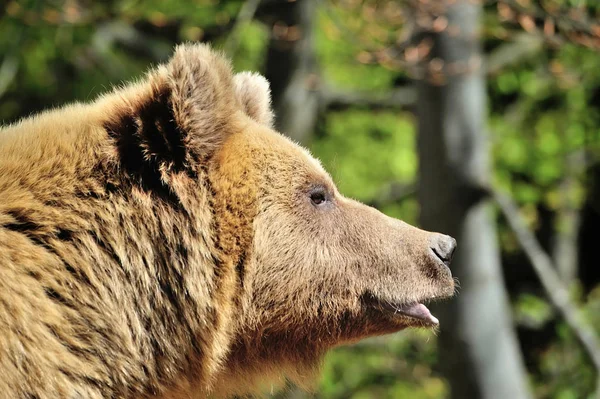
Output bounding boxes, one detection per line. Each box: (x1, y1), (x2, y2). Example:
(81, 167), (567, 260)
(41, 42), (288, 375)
(0, 44), (455, 398)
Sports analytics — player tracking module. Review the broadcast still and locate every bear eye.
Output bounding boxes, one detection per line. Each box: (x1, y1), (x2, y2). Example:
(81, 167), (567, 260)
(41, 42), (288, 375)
(309, 188), (328, 206)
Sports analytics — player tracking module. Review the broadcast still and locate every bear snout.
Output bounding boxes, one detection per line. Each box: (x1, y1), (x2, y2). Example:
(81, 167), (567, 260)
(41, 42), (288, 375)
(429, 234), (457, 269)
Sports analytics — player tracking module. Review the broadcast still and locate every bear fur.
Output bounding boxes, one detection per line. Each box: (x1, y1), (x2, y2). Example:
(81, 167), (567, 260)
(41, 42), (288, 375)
(0, 44), (455, 398)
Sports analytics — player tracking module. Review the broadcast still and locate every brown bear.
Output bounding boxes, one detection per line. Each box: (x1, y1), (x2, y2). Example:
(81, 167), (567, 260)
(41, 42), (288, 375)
(0, 44), (456, 398)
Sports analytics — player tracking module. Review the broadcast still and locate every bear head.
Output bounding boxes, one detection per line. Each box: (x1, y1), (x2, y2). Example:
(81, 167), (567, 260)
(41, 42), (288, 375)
(101, 44), (456, 396)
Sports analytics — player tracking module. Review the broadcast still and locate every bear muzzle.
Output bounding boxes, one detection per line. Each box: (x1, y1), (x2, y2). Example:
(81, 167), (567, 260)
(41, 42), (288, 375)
(361, 230), (457, 328)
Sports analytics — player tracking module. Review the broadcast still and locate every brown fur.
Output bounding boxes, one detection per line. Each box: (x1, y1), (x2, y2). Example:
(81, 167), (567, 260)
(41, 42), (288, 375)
(0, 44), (455, 398)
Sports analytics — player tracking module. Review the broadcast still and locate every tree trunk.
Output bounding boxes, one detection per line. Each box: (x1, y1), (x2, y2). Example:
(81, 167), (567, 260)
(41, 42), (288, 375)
(416, 2), (532, 398)
(578, 163), (600, 291)
(263, 0), (319, 144)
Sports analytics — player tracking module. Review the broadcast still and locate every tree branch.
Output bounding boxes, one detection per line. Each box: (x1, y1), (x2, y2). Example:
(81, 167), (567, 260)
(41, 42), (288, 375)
(493, 188), (600, 393)
(223, 0), (262, 56)
(552, 150), (585, 283)
(319, 35), (543, 112)
(92, 21), (172, 62)
(498, 0), (600, 49)
(321, 85), (416, 111)
(485, 33), (544, 76)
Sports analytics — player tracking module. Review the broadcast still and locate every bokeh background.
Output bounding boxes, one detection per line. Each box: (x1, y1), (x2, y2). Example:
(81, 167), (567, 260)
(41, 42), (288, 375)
(2, 0), (600, 398)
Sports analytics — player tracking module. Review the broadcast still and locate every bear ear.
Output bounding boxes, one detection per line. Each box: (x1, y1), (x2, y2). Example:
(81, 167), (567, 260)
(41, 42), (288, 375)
(104, 43), (240, 179)
(233, 72), (275, 128)
(165, 43), (239, 156)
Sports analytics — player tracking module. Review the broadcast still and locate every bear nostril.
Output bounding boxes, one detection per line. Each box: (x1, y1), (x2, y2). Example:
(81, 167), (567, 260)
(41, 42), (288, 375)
(430, 234), (457, 267)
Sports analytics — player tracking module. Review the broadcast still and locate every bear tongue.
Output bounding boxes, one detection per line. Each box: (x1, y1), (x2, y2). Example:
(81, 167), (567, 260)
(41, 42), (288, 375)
(399, 303), (439, 325)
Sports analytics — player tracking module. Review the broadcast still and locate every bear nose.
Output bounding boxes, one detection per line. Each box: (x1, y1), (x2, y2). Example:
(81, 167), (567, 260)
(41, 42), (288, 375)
(430, 234), (457, 268)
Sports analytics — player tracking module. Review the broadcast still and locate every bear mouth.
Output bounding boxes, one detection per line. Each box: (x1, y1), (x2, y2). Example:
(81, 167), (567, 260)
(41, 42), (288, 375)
(376, 301), (439, 326)
(361, 294), (441, 327)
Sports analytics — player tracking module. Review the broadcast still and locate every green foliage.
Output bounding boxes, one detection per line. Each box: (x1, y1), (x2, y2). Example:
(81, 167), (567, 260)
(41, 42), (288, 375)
(315, 332), (445, 399)
(229, 21), (269, 72)
(315, 7), (398, 91)
(312, 112), (415, 196)
(0, 0), (246, 122)
(513, 287), (600, 398)
(311, 110), (418, 223)
(491, 41), (600, 212)
(514, 293), (554, 329)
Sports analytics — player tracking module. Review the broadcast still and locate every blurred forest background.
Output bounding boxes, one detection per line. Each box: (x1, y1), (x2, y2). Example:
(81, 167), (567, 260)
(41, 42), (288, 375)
(2, 0), (600, 398)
